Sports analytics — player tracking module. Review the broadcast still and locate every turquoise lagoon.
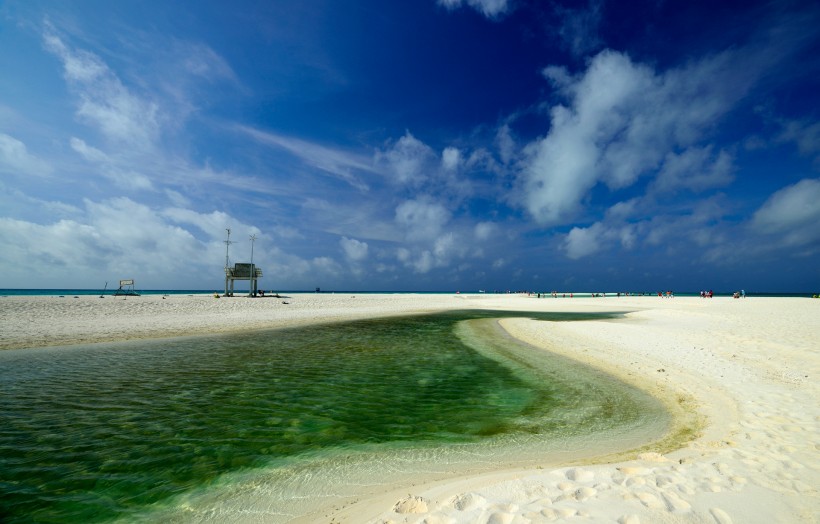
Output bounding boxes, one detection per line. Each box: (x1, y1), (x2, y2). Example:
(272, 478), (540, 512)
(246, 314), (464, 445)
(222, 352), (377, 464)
(0, 310), (668, 522)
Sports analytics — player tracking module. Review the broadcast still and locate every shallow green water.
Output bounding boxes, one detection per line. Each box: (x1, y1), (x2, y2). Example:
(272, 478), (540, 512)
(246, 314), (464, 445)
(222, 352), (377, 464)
(0, 310), (665, 523)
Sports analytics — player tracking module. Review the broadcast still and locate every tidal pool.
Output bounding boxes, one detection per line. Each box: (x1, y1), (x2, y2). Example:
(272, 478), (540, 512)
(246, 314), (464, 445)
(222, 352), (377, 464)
(0, 310), (668, 522)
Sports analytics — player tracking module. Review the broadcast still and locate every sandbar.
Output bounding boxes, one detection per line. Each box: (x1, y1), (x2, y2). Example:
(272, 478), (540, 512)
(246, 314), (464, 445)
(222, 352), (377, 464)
(1, 293), (818, 522)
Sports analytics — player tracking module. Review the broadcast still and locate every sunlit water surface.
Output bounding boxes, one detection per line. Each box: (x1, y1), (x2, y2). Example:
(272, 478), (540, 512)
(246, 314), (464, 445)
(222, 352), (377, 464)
(0, 310), (667, 522)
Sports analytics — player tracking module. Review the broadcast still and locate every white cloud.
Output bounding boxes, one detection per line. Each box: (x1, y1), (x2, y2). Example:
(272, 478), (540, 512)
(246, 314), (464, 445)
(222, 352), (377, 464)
(563, 220), (641, 259)
(271, 225), (303, 240)
(374, 133), (480, 200)
(0, 198), (206, 287)
(564, 223), (605, 259)
(653, 147), (734, 193)
(376, 131), (437, 186)
(310, 256), (342, 276)
(412, 238), (462, 273)
(496, 124), (516, 165)
(413, 250), (435, 273)
(43, 28), (161, 149)
(395, 198), (451, 242)
(392, 230), (469, 275)
(340, 236), (369, 262)
(474, 221), (498, 241)
(0, 133), (52, 177)
(778, 119), (820, 164)
(605, 198), (639, 220)
(165, 189), (191, 208)
(105, 169), (154, 191)
(433, 232), (460, 263)
(751, 178), (820, 246)
(438, 0), (510, 18)
(556, 0), (604, 57)
(521, 48), (757, 225)
(176, 41), (238, 83)
(70, 136), (154, 190)
(162, 208), (250, 240)
(70, 137), (109, 163)
(238, 125), (374, 191)
(0, 196), (338, 288)
(441, 146), (462, 171)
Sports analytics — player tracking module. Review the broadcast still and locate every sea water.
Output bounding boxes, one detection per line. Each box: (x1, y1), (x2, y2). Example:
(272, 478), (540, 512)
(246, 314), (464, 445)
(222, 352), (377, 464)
(0, 310), (667, 522)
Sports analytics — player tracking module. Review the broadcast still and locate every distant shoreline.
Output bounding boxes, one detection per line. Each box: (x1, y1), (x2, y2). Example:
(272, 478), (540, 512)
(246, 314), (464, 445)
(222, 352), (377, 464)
(0, 288), (816, 298)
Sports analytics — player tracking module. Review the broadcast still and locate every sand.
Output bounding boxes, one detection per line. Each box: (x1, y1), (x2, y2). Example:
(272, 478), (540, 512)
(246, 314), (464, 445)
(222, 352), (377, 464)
(1, 293), (818, 523)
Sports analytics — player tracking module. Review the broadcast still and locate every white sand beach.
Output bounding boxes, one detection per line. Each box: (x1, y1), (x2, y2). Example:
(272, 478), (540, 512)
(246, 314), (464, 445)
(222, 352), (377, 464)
(1, 293), (818, 522)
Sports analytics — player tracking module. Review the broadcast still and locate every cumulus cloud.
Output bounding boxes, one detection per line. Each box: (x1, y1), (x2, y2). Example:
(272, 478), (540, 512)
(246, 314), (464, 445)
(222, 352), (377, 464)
(376, 131), (437, 186)
(438, 0), (510, 18)
(0, 198), (204, 286)
(564, 220), (642, 259)
(441, 147), (462, 171)
(521, 48), (758, 225)
(0, 133), (53, 177)
(0, 196), (341, 288)
(340, 236), (369, 262)
(395, 198), (451, 242)
(374, 132), (482, 201)
(751, 178), (820, 246)
(395, 232), (466, 274)
(433, 232), (460, 263)
(562, 195), (732, 259)
(564, 222), (606, 259)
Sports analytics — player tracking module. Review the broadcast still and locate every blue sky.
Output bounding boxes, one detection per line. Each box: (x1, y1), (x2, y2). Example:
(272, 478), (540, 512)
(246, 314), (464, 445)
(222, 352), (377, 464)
(1, 0), (818, 292)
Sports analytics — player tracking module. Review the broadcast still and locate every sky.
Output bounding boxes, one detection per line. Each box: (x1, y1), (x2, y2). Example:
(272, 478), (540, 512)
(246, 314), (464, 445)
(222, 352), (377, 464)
(1, 0), (818, 292)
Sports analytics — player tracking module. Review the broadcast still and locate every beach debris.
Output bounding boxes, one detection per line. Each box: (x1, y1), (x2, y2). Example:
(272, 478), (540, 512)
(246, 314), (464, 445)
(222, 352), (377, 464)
(392, 495), (428, 514)
(451, 492), (486, 511)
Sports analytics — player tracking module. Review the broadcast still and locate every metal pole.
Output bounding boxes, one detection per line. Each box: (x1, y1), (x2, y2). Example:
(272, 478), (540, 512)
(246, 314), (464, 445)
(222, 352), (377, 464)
(224, 228), (233, 296)
(249, 234), (257, 297)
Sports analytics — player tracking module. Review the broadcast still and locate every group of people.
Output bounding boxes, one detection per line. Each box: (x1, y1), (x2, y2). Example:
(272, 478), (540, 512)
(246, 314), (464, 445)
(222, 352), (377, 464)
(732, 290), (746, 299)
(700, 290), (714, 298)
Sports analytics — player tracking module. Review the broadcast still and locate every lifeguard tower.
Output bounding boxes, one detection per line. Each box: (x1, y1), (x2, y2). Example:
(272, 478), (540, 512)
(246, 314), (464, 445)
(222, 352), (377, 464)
(224, 263), (263, 296)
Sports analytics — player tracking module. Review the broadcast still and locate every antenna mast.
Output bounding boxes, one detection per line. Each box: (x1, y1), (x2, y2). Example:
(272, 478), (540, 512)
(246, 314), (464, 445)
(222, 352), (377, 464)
(224, 228), (234, 270)
(223, 228), (234, 297)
